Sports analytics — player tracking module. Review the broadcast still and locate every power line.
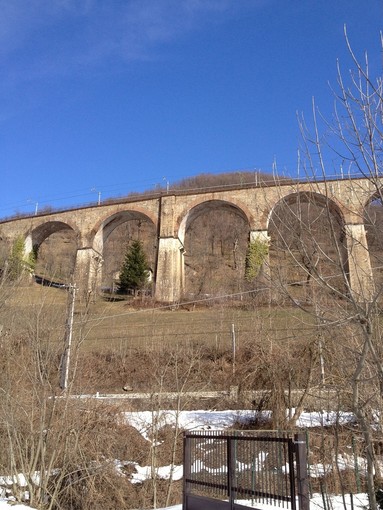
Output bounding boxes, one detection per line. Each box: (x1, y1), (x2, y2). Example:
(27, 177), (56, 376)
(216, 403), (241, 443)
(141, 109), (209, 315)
(0, 163), (306, 217)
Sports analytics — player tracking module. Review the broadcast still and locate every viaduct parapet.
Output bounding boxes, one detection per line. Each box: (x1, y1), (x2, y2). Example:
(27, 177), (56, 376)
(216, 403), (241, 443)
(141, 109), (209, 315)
(0, 177), (378, 302)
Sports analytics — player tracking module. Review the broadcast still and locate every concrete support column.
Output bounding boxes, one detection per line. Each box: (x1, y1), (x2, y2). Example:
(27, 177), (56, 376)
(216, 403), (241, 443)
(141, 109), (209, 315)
(155, 237), (184, 303)
(74, 247), (103, 297)
(344, 224), (374, 301)
(24, 234), (33, 255)
(249, 230), (271, 277)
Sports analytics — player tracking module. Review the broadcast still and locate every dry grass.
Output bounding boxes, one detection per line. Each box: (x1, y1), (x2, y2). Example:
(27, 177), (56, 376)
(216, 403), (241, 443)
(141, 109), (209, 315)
(0, 281), (318, 397)
(0, 282), (381, 508)
(80, 296), (314, 353)
(2, 281), (315, 351)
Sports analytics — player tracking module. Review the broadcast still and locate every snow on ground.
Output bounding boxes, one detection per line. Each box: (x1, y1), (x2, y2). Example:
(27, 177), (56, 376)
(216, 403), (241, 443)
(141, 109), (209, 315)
(124, 409), (259, 440)
(154, 493), (370, 510)
(0, 494), (370, 510)
(123, 408), (366, 483)
(129, 463), (183, 484)
(0, 409), (371, 509)
(123, 406), (360, 481)
(297, 411), (355, 428)
(0, 500), (32, 509)
(124, 409), (370, 510)
(124, 409), (356, 440)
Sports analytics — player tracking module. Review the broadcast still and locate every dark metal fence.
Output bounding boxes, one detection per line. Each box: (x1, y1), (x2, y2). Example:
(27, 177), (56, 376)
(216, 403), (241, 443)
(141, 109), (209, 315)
(183, 430), (309, 510)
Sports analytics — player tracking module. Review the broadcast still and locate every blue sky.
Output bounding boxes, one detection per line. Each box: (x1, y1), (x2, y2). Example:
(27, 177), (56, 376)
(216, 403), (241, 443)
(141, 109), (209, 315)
(0, 0), (382, 217)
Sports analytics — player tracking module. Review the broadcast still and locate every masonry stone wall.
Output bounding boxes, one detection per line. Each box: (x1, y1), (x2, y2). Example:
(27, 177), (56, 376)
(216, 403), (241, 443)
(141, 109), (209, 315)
(0, 177), (379, 302)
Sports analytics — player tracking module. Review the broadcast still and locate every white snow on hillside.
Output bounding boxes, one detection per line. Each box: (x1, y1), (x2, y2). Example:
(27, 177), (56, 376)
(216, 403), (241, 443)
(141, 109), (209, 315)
(0, 409), (372, 509)
(124, 409), (356, 439)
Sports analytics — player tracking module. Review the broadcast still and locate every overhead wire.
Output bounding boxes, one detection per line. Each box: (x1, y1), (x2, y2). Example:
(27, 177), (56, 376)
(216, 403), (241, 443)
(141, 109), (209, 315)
(0, 167), (359, 219)
(10, 262), (374, 333)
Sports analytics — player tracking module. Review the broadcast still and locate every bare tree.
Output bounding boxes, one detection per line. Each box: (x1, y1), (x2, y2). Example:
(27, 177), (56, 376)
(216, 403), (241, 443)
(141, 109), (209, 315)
(265, 29), (383, 508)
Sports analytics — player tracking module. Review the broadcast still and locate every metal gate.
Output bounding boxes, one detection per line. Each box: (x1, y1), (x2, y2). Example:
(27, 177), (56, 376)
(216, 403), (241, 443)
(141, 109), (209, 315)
(183, 430), (309, 510)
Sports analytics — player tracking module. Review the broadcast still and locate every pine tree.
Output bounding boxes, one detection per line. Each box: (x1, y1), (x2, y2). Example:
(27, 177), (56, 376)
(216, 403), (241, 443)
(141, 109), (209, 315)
(118, 240), (149, 294)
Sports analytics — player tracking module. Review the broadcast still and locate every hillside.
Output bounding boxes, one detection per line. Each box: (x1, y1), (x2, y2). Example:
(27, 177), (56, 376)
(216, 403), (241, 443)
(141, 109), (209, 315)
(1, 182), (382, 508)
(0, 280), (379, 509)
(0, 282), (315, 395)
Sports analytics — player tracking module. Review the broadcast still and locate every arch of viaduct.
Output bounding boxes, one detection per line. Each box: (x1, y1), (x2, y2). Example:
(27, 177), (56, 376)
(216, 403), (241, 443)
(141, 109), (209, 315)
(0, 177), (378, 302)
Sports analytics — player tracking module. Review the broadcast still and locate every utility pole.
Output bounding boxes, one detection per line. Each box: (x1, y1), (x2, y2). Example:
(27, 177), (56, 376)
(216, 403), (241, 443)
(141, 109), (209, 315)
(314, 301), (325, 386)
(91, 187), (101, 205)
(60, 284), (76, 391)
(231, 323), (236, 376)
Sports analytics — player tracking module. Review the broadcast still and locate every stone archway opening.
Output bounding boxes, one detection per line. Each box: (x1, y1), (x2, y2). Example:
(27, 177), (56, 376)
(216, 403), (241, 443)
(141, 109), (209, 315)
(101, 211), (157, 291)
(268, 192), (347, 304)
(32, 221), (78, 284)
(182, 200), (250, 298)
(364, 193), (383, 289)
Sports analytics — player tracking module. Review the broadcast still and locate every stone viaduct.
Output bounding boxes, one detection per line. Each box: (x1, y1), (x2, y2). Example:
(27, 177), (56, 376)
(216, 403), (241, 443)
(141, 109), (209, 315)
(0, 177), (379, 302)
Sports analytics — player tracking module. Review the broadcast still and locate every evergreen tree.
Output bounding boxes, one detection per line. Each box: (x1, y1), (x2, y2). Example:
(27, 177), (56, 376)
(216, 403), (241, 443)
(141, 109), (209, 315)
(118, 240), (149, 294)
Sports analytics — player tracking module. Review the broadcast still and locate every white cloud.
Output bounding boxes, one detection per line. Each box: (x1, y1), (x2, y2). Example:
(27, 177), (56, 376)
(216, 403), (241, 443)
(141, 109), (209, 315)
(0, 0), (262, 82)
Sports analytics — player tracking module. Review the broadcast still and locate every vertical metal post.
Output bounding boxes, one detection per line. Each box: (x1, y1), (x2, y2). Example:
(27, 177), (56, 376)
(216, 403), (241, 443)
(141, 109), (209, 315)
(288, 438), (297, 510)
(231, 323), (236, 375)
(60, 284), (76, 391)
(295, 433), (310, 510)
(183, 433), (191, 510)
(228, 437), (236, 510)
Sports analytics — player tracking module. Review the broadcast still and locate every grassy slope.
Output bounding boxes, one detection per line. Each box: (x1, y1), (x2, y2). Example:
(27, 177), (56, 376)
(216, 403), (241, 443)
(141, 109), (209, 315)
(1, 282), (316, 395)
